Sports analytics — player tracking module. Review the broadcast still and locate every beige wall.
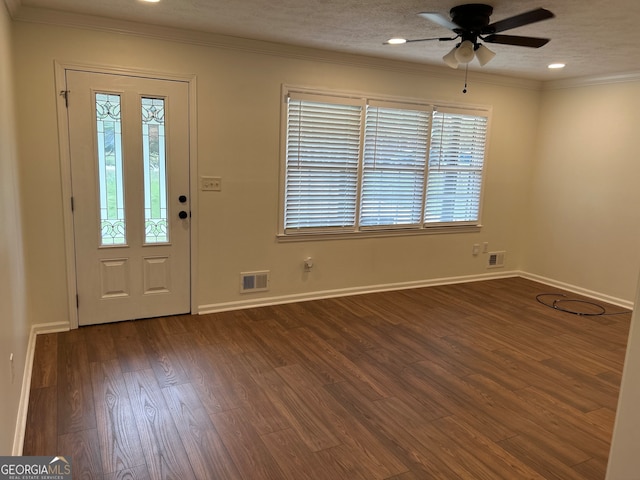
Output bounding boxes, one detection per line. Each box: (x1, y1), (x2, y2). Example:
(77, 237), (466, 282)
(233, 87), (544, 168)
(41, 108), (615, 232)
(12, 21), (540, 321)
(0, 1), (29, 455)
(525, 81), (640, 303)
(527, 79), (640, 477)
(6, 8), (640, 463)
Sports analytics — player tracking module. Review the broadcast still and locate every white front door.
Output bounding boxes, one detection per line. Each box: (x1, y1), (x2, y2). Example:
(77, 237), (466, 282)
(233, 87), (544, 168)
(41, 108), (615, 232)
(66, 70), (191, 326)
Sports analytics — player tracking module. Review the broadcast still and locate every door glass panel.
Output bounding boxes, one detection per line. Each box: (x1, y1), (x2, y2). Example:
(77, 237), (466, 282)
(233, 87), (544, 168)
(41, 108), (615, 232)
(142, 97), (168, 244)
(96, 93), (126, 246)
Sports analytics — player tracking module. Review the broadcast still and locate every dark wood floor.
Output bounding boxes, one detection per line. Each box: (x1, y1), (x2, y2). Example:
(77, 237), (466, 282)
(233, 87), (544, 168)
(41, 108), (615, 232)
(23, 277), (631, 479)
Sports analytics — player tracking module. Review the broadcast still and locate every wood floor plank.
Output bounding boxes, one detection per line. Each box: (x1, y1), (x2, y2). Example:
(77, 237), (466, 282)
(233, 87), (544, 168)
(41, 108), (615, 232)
(506, 383), (609, 458)
(380, 322), (476, 377)
(403, 361), (517, 442)
(109, 321), (152, 373)
(210, 408), (286, 480)
(23, 278), (630, 480)
(58, 428), (104, 480)
(251, 368), (341, 452)
(304, 385), (408, 479)
(123, 369), (196, 480)
(325, 380), (463, 479)
(103, 465), (151, 480)
(440, 334), (531, 390)
(427, 415), (548, 480)
(238, 318), (299, 368)
(260, 428), (337, 480)
(201, 311), (256, 355)
(462, 374), (596, 465)
(290, 327), (393, 399)
(85, 324), (119, 363)
(208, 351), (292, 435)
(492, 347), (606, 413)
(23, 386), (57, 455)
(281, 329), (347, 385)
(162, 383), (243, 480)
(134, 320), (190, 389)
(90, 360), (146, 475)
(572, 457), (609, 480)
(30, 333), (58, 388)
(57, 335), (96, 434)
(497, 434), (590, 480)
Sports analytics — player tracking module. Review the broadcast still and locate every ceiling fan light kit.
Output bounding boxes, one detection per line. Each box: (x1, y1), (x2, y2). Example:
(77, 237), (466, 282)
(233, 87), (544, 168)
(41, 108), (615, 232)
(474, 43), (496, 66)
(454, 40), (475, 63)
(443, 46), (460, 68)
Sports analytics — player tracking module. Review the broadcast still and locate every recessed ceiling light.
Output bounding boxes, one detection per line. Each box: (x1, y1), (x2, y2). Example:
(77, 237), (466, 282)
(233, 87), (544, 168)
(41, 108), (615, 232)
(548, 63), (566, 69)
(386, 38), (407, 45)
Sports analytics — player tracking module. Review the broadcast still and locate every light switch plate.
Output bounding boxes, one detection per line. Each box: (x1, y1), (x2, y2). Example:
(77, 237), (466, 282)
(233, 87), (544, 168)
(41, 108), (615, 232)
(201, 176), (221, 191)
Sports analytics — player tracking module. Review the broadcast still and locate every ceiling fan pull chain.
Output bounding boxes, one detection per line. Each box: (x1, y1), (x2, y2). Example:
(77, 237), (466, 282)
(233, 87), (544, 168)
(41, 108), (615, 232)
(463, 63), (469, 94)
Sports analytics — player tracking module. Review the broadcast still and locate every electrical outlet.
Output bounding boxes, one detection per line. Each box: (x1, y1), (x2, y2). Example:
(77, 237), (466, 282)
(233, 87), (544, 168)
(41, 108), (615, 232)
(304, 257), (313, 271)
(201, 176), (222, 191)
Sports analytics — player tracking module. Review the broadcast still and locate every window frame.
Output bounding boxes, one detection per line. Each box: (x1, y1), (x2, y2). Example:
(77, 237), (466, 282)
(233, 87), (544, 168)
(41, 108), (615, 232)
(278, 85), (492, 241)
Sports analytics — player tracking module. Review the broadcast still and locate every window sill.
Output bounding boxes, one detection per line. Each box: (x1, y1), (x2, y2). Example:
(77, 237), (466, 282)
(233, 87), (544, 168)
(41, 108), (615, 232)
(276, 224), (482, 242)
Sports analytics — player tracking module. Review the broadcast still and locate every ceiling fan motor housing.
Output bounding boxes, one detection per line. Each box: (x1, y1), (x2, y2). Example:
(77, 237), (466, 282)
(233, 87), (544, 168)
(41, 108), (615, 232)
(450, 3), (493, 41)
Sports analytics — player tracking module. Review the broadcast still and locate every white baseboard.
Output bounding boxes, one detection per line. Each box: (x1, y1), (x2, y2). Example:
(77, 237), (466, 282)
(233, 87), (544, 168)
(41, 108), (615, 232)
(12, 321), (69, 456)
(199, 270), (635, 315)
(198, 270), (519, 314)
(519, 271), (635, 310)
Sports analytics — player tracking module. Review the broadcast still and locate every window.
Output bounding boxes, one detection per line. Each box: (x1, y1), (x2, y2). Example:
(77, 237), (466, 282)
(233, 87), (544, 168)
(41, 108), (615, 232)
(281, 88), (490, 237)
(96, 93), (126, 246)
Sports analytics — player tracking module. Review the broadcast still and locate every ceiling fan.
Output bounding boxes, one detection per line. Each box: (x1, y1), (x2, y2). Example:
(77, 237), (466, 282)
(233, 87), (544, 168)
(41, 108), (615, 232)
(386, 4), (555, 69)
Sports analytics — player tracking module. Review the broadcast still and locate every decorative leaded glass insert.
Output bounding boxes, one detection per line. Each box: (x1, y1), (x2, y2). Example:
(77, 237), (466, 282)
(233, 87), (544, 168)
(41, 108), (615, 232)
(96, 93), (126, 246)
(142, 97), (168, 244)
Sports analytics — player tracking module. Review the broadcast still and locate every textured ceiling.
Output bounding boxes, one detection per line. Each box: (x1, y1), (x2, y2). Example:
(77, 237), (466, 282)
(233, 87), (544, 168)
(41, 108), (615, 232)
(9, 0), (640, 80)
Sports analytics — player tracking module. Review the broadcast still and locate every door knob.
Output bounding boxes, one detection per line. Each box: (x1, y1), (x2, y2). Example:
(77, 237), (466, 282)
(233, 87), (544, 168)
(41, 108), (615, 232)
(178, 195), (187, 203)
(178, 210), (188, 219)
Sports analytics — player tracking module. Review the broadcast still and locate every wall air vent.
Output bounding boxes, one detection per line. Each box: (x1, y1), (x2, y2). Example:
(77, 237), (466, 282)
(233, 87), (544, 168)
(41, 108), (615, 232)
(487, 251), (506, 268)
(240, 271), (270, 293)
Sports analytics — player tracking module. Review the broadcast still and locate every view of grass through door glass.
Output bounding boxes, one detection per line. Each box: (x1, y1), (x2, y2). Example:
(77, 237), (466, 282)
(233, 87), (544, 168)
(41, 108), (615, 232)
(142, 97), (168, 244)
(96, 93), (126, 246)
(95, 94), (169, 246)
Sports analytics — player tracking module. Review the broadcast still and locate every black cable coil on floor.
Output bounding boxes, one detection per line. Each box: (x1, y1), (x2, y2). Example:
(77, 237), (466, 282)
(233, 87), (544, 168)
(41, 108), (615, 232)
(535, 293), (629, 317)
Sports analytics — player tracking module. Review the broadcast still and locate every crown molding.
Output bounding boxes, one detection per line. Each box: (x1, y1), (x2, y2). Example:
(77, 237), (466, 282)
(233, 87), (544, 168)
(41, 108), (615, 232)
(3, 0), (21, 17)
(13, 5), (542, 92)
(544, 71), (640, 90)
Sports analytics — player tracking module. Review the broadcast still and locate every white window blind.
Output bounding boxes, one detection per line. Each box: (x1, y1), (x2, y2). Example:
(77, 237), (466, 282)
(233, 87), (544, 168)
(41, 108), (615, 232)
(426, 108), (488, 225)
(281, 89), (490, 236)
(284, 95), (363, 231)
(361, 102), (430, 228)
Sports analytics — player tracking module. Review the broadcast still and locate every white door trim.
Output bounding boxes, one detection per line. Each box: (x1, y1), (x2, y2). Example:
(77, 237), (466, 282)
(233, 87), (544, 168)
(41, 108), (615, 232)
(54, 61), (198, 329)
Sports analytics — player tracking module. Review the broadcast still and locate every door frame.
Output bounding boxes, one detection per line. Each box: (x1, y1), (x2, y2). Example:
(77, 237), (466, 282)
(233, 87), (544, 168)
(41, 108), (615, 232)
(55, 61), (198, 329)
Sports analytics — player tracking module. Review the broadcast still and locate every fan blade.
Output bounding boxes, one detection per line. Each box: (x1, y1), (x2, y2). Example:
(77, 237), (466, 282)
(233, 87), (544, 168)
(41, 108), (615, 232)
(406, 36), (457, 43)
(483, 34), (550, 48)
(483, 8), (554, 34)
(417, 12), (460, 31)
(383, 37), (456, 45)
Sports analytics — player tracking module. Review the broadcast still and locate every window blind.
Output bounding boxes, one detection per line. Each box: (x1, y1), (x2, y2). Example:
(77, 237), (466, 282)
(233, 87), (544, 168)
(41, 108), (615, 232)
(361, 103), (430, 227)
(284, 96), (363, 231)
(282, 89), (490, 235)
(425, 109), (488, 224)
